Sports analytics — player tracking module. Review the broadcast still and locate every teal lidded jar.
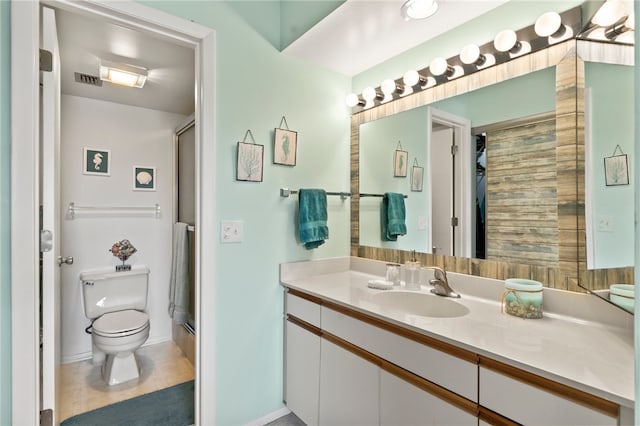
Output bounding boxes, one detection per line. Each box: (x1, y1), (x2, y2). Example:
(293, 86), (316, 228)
(503, 278), (543, 319)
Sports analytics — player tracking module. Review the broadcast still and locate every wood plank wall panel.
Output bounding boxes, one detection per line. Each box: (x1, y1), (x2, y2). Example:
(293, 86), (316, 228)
(350, 40), (631, 292)
(484, 118), (558, 266)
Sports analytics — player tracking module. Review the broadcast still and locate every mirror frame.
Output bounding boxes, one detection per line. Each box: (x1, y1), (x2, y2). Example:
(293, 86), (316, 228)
(351, 40), (585, 291)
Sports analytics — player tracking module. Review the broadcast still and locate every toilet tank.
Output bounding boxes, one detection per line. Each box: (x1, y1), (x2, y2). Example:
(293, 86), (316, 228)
(80, 265), (150, 319)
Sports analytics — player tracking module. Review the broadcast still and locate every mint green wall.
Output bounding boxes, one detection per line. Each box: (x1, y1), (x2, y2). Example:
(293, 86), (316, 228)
(585, 62), (634, 269)
(360, 106), (429, 251)
(0, 0), (10, 423)
(352, 0), (583, 93)
(432, 67), (555, 127)
(141, 2), (350, 424)
(280, 1), (344, 49)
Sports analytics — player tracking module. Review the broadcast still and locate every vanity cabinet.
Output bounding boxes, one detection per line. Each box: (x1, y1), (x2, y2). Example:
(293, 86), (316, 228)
(318, 338), (379, 425)
(284, 293), (322, 426)
(284, 289), (624, 426)
(479, 358), (620, 426)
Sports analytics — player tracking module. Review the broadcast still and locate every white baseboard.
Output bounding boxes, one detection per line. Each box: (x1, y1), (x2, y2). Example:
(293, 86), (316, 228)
(244, 407), (291, 426)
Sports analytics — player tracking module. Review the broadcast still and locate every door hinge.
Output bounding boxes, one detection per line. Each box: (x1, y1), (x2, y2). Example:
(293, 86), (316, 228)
(451, 217), (459, 227)
(451, 144), (459, 156)
(40, 409), (53, 426)
(40, 49), (53, 72)
(40, 230), (53, 253)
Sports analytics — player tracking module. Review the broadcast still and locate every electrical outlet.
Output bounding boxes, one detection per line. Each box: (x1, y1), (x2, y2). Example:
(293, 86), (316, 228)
(221, 220), (243, 243)
(597, 215), (614, 233)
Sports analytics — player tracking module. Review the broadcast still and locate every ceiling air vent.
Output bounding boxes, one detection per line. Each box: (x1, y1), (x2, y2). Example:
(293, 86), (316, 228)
(74, 72), (102, 87)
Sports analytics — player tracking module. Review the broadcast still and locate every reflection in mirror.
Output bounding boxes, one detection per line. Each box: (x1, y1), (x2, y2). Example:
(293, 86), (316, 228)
(577, 42), (635, 312)
(359, 68), (557, 265)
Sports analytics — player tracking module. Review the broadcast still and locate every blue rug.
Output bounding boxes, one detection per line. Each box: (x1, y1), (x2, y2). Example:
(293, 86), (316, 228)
(61, 380), (194, 426)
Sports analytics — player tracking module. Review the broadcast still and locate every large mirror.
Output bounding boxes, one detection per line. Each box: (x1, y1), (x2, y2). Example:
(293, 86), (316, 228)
(351, 38), (634, 303)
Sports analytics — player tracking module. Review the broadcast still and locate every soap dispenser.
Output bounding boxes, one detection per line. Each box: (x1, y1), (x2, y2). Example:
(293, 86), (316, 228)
(403, 250), (421, 291)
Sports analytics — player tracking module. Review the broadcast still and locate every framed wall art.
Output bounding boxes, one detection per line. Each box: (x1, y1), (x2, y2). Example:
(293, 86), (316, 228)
(411, 158), (423, 192)
(273, 116), (297, 166)
(236, 130), (264, 182)
(604, 145), (629, 186)
(133, 166), (156, 191)
(83, 147), (110, 176)
(393, 141), (408, 177)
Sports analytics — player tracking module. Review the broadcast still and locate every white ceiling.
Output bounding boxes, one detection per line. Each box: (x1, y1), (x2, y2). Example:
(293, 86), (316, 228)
(55, 7), (195, 116)
(283, 0), (510, 76)
(53, 1), (506, 112)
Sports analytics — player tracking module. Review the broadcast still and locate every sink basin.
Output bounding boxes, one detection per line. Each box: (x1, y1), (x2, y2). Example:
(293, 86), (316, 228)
(372, 291), (469, 318)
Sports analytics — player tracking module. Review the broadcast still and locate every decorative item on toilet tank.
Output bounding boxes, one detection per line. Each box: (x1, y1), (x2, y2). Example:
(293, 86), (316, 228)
(110, 239), (137, 271)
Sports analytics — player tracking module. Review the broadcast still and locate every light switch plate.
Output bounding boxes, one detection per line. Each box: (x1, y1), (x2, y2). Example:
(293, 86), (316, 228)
(221, 220), (243, 243)
(597, 215), (614, 233)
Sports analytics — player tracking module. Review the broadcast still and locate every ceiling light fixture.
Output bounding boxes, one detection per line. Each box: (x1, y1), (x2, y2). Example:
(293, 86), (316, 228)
(99, 61), (148, 88)
(401, 0), (438, 21)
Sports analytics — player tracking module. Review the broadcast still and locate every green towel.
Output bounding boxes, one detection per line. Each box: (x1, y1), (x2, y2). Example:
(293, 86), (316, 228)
(381, 192), (406, 241)
(299, 189), (328, 249)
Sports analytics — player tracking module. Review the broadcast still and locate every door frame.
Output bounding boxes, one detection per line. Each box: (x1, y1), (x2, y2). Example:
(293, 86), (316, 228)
(427, 107), (472, 258)
(10, 1), (217, 424)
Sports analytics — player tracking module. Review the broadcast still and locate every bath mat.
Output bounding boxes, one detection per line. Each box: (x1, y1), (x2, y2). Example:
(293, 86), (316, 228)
(61, 380), (194, 426)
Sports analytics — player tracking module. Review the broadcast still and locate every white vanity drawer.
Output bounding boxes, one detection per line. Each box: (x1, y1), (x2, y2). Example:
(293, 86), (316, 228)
(285, 291), (321, 327)
(321, 305), (478, 401)
(479, 362), (619, 426)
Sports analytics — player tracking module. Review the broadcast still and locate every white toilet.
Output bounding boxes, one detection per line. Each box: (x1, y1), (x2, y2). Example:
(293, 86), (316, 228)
(80, 266), (151, 386)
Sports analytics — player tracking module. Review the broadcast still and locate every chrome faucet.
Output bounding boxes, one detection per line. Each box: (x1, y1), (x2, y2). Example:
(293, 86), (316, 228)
(425, 266), (461, 298)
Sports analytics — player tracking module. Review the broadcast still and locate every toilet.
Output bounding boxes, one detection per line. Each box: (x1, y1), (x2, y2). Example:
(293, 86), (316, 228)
(80, 266), (150, 386)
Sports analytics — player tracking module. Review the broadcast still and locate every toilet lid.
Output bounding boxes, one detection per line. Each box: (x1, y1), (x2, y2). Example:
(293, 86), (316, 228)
(93, 310), (149, 335)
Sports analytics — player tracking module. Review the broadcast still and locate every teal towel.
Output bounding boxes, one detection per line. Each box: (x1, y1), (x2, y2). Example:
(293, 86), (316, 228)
(381, 192), (406, 241)
(299, 189), (328, 249)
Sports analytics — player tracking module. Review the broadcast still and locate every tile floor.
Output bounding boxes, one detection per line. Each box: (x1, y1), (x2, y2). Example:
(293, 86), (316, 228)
(59, 340), (195, 422)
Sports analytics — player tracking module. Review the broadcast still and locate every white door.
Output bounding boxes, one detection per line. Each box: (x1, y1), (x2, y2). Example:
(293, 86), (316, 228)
(41, 6), (62, 424)
(431, 126), (454, 255)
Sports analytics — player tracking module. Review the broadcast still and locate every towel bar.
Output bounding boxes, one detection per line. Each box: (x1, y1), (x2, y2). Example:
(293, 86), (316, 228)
(280, 188), (351, 200)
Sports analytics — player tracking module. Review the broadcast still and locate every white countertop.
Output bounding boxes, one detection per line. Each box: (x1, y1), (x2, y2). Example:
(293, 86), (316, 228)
(280, 257), (635, 408)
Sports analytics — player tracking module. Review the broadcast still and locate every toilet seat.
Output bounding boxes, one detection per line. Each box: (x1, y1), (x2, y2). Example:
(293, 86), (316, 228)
(93, 310), (149, 338)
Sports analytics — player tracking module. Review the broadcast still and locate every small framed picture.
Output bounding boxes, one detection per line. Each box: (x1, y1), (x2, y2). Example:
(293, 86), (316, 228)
(273, 128), (298, 166)
(411, 166), (424, 191)
(133, 166), (156, 191)
(83, 148), (110, 176)
(236, 142), (264, 182)
(394, 149), (408, 177)
(604, 154), (629, 186)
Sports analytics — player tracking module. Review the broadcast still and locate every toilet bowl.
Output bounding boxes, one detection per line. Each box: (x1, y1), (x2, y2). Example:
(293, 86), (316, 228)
(80, 266), (150, 385)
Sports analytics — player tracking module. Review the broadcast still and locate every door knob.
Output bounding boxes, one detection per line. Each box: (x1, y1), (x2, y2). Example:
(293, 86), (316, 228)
(57, 256), (74, 267)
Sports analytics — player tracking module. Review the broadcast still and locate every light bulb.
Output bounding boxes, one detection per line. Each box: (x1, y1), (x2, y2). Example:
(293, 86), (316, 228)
(535, 12), (563, 37)
(429, 57), (452, 76)
(403, 70), (420, 86)
(381, 79), (402, 95)
(592, 0), (627, 27)
(345, 93), (363, 108)
(362, 86), (378, 102)
(494, 29), (520, 53)
(459, 44), (485, 66)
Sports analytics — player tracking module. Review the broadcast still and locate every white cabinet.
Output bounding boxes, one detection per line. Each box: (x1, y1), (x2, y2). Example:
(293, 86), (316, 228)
(284, 320), (320, 426)
(380, 370), (477, 426)
(479, 365), (618, 426)
(318, 338), (379, 426)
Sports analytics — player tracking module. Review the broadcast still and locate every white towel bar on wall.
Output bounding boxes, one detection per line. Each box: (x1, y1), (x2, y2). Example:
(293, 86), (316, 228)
(67, 202), (161, 219)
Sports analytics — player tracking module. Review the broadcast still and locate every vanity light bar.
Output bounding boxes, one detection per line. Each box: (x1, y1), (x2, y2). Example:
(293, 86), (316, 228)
(346, 7), (583, 112)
